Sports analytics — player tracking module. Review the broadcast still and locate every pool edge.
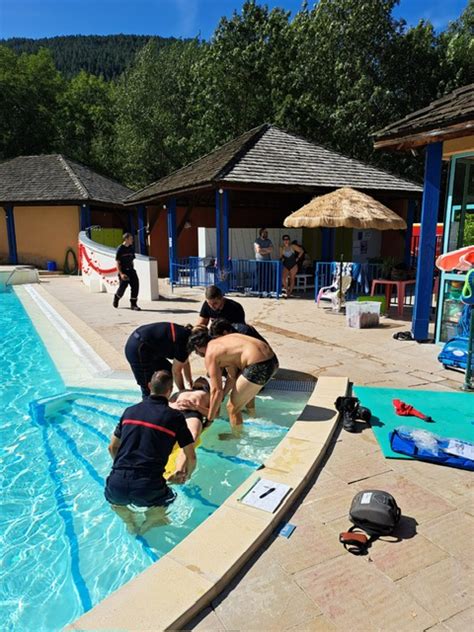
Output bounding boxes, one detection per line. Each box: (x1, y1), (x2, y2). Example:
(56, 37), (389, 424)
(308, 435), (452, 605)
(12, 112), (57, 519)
(14, 284), (137, 392)
(67, 376), (348, 632)
(13, 283), (349, 631)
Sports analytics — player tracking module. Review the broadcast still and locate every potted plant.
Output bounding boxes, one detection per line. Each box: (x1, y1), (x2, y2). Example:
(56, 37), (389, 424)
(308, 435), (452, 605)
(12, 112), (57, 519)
(391, 262), (409, 281)
(381, 257), (396, 280)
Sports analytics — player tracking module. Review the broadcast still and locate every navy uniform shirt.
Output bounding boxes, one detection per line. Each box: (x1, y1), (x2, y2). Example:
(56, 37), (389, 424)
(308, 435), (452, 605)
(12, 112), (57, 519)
(199, 298), (246, 324)
(115, 244), (135, 272)
(133, 322), (191, 362)
(113, 395), (193, 477)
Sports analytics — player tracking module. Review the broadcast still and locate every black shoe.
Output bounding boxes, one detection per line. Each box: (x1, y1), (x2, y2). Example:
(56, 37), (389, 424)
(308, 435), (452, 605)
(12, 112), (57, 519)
(113, 295), (119, 308)
(342, 413), (357, 432)
(335, 396), (371, 432)
(355, 405), (372, 422)
(130, 305), (141, 311)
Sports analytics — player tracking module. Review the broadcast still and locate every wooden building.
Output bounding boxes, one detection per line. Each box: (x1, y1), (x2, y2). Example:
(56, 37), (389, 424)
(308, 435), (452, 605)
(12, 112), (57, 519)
(125, 124), (422, 277)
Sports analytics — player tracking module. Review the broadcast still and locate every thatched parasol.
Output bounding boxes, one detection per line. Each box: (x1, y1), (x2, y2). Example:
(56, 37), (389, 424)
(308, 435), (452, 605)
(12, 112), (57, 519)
(284, 188), (407, 312)
(283, 187), (407, 231)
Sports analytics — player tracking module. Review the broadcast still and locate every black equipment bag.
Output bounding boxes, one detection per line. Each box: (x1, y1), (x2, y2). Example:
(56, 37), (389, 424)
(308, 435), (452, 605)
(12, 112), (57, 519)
(339, 490), (401, 555)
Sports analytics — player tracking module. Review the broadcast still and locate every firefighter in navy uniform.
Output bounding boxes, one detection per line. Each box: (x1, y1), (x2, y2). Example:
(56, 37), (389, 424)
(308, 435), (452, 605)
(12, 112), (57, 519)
(113, 232), (141, 311)
(125, 322), (194, 398)
(105, 370), (196, 534)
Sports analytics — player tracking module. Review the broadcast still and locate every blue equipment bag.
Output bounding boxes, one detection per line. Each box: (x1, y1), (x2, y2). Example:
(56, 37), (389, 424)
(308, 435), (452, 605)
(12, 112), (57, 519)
(438, 335), (474, 371)
(390, 426), (474, 471)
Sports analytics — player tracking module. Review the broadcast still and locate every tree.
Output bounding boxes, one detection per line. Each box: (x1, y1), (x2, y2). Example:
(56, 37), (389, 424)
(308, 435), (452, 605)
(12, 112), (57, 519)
(113, 39), (204, 188)
(439, 0), (474, 92)
(271, 0), (462, 179)
(0, 46), (64, 159)
(188, 0), (291, 156)
(57, 70), (116, 173)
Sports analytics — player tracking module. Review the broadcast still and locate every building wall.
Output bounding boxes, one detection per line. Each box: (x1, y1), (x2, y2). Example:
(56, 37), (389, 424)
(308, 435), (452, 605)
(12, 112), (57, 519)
(147, 195), (411, 276)
(91, 207), (130, 231)
(14, 205), (80, 269)
(380, 198), (408, 262)
(0, 210), (8, 263)
(443, 135), (474, 159)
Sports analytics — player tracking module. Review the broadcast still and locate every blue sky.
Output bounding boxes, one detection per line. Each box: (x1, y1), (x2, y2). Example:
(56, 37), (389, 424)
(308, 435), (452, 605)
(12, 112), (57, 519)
(0, 0), (468, 40)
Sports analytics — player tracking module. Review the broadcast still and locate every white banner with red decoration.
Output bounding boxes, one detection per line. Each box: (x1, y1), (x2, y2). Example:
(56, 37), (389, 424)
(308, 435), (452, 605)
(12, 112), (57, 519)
(78, 232), (159, 301)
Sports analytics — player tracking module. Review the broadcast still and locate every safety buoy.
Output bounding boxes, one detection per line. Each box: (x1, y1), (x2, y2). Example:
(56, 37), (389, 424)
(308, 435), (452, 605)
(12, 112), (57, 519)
(64, 247), (78, 275)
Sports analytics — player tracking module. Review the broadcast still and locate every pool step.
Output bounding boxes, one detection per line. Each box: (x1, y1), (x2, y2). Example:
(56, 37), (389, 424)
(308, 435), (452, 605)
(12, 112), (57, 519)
(29, 389), (137, 425)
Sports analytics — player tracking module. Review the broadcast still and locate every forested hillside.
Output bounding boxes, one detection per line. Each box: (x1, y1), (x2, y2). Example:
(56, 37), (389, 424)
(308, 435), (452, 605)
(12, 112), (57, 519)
(0, 34), (176, 78)
(1, 0), (472, 189)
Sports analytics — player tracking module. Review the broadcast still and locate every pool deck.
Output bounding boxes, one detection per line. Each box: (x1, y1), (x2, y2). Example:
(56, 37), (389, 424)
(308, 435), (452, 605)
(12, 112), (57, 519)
(25, 277), (474, 631)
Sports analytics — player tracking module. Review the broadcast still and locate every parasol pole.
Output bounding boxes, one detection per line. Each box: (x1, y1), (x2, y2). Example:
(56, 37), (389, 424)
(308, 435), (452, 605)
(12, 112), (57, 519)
(338, 252), (344, 312)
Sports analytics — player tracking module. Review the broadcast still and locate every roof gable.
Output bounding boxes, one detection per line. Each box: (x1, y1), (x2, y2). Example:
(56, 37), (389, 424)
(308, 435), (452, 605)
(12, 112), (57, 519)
(126, 124), (421, 203)
(126, 124), (268, 203)
(0, 154), (133, 205)
(374, 84), (474, 149)
(225, 126), (422, 192)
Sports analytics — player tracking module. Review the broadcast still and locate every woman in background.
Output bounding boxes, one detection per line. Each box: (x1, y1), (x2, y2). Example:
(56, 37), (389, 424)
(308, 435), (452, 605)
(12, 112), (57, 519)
(280, 235), (304, 298)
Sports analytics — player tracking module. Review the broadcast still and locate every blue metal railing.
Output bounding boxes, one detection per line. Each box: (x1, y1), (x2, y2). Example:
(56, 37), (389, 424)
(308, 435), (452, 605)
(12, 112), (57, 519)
(170, 257), (282, 297)
(171, 257), (431, 310)
(170, 257), (217, 288)
(228, 259), (282, 297)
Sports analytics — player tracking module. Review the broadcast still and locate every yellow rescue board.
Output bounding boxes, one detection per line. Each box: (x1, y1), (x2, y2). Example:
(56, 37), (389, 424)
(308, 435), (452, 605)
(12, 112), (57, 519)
(164, 435), (202, 479)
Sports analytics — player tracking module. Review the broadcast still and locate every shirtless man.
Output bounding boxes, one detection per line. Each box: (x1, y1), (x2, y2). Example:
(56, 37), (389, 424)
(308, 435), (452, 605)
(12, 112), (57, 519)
(209, 318), (268, 416)
(187, 330), (279, 427)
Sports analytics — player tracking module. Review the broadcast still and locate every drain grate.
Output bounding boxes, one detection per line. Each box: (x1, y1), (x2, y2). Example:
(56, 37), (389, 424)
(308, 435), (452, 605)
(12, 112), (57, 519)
(265, 379), (316, 392)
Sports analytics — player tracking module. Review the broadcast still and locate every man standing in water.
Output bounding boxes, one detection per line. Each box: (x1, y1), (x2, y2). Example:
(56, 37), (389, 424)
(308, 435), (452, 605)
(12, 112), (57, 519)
(187, 330), (279, 427)
(105, 370), (196, 534)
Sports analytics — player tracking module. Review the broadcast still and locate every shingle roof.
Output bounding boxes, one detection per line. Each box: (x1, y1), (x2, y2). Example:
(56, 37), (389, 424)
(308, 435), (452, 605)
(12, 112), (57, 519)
(0, 154), (134, 205)
(126, 124), (422, 204)
(374, 84), (474, 147)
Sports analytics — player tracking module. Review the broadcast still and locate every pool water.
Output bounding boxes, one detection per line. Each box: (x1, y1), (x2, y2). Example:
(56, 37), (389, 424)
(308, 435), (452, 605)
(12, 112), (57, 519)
(0, 288), (308, 631)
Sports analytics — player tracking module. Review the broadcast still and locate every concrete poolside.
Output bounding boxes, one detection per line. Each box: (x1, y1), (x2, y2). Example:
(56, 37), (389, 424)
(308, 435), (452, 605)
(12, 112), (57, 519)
(32, 277), (474, 630)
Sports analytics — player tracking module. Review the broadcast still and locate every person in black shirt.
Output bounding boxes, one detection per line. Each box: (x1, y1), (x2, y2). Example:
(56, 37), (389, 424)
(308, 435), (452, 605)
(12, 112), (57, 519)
(125, 322), (194, 398)
(197, 285), (246, 327)
(113, 233), (141, 311)
(105, 370), (196, 535)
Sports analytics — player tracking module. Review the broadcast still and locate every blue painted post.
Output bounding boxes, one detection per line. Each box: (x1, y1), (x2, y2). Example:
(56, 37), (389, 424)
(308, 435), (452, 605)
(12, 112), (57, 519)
(215, 189), (222, 271)
(4, 205), (18, 264)
(137, 205), (147, 255)
(127, 210), (135, 237)
(222, 190), (229, 267)
(321, 228), (334, 261)
(404, 198), (416, 267)
(80, 204), (90, 232)
(276, 261), (282, 298)
(412, 142), (443, 341)
(167, 198), (177, 283)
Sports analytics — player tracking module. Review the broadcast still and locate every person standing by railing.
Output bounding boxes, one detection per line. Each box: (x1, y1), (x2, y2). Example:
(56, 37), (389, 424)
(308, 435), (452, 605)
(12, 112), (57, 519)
(113, 232), (141, 311)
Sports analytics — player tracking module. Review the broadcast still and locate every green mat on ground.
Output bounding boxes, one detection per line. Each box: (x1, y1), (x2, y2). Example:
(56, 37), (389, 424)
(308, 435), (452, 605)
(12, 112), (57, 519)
(354, 386), (474, 459)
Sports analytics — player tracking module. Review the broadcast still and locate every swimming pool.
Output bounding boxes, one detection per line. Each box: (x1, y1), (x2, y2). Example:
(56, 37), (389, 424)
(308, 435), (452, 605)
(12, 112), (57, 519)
(1, 288), (309, 631)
